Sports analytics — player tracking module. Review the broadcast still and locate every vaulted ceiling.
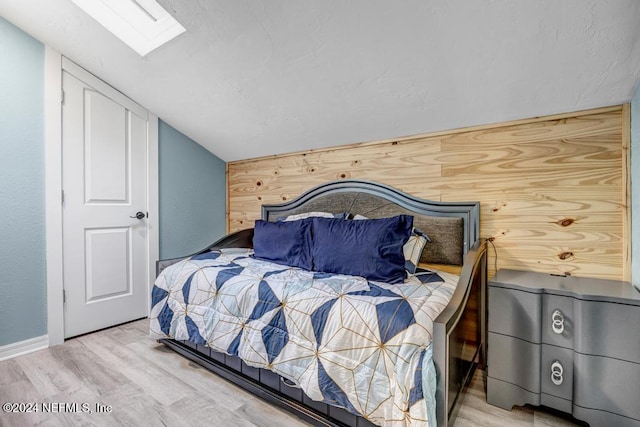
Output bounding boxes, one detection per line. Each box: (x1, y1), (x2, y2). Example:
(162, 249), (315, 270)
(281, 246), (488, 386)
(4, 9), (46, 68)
(2, 0), (640, 161)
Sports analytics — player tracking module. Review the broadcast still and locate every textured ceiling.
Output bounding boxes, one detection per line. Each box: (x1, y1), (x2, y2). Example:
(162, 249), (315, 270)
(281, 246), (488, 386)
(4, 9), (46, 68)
(2, 0), (640, 161)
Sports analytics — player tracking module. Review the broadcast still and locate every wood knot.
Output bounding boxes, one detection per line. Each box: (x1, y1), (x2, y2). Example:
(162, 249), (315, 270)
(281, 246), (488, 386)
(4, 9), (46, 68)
(256, 180), (263, 187)
(391, 141), (398, 145)
(307, 166), (316, 173)
(557, 218), (575, 227)
(257, 196), (262, 201)
(558, 251), (574, 261)
(351, 160), (361, 167)
(492, 202), (506, 213)
(273, 170), (279, 175)
(281, 196), (287, 201)
(338, 172), (350, 179)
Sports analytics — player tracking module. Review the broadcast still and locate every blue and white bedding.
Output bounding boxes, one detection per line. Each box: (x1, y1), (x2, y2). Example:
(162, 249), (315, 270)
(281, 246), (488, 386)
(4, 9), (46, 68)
(150, 249), (457, 426)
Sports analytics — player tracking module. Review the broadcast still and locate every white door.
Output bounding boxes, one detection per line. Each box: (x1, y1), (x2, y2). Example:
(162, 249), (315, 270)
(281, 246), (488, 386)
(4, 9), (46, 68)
(62, 67), (149, 338)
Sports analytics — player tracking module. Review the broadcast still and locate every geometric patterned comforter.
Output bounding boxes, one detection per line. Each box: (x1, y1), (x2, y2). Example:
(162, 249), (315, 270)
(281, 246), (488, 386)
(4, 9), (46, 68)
(150, 249), (457, 427)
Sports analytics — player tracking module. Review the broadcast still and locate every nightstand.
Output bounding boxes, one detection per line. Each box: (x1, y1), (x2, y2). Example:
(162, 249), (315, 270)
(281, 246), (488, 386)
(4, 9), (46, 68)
(486, 269), (640, 426)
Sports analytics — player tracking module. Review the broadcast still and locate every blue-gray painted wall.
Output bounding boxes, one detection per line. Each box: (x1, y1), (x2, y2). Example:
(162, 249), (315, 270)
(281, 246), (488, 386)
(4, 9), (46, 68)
(632, 83), (640, 290)
(0, 17), (46, 346)
(159, 120), (227, 259)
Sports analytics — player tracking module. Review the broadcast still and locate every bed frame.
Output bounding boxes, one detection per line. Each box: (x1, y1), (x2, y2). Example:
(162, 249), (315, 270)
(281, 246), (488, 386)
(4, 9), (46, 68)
(156, 180), (487, 427)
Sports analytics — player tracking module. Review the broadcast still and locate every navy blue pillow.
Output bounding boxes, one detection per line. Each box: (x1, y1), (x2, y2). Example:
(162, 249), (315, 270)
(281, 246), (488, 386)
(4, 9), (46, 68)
(311, 215), (414, 284)
(253, 219), (313, 270)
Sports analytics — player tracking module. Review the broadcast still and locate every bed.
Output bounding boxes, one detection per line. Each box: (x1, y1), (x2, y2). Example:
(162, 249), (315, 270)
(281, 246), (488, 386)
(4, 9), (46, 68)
(150, 180), (487, 427)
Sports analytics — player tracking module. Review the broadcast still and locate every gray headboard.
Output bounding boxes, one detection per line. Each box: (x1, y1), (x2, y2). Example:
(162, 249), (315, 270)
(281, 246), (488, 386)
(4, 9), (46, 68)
(262, 180), (480, 266)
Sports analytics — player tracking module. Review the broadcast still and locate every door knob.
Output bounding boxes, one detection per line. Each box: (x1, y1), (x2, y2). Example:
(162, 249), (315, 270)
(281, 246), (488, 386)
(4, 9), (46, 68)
(130, 211), (146, 220)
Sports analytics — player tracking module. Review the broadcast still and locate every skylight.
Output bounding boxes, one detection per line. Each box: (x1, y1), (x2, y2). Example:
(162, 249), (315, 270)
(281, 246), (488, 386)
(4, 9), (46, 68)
(71, 0), (186, 56)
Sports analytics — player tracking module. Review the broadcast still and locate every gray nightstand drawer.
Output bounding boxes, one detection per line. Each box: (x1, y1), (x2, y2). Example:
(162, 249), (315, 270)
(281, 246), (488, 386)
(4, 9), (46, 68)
(574, 300), (640, 364)
(542, 294), (574, 349)
(489, 287), (541, 343)
(488, 332), (540, 392)
(540, 344), (573, 404)
(574, 353), (640, 422)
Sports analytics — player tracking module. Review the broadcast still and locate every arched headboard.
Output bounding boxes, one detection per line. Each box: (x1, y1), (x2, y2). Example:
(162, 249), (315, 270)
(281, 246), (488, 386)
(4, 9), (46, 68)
(262, 179), (480, 266)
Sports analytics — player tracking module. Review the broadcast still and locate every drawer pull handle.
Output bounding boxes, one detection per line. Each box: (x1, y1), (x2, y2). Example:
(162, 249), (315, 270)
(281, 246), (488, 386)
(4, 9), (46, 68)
(551, 361), (564, 386)
(281, 377), (301, 389)
(551, 309), (565, 334)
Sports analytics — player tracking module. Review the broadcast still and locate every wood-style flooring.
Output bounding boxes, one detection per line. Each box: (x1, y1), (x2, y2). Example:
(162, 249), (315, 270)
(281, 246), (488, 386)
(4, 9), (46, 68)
(0, 319), (584, 427)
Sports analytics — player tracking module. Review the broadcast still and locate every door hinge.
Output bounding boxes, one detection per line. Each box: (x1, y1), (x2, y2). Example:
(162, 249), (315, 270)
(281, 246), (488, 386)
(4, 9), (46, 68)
(61, 89), (65, 105)
(63, 289), (66, 304)
(61, 189), (65, 205)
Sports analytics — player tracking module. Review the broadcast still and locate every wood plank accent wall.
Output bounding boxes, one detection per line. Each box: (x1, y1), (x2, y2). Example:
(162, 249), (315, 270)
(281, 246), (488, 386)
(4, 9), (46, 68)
(228, 106), (629, 280)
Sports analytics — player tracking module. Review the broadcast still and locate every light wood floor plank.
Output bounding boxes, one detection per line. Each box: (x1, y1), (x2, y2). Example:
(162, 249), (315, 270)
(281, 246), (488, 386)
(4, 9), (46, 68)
(168, 394), (257, 427)
(49, 339), (129, 397)
(77, 332), (191, 407)
(128, 340), (252, 411)
(16, 348), (87, 399)
(0, 320), (585, 426)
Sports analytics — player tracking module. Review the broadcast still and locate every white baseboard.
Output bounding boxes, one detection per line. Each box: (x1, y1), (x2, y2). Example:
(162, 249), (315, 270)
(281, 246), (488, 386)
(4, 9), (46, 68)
(0, 335), (49, 361)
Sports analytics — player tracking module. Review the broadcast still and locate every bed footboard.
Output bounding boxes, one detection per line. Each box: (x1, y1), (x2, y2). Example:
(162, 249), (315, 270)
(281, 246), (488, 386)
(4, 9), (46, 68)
(433, 239), (488, 427)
